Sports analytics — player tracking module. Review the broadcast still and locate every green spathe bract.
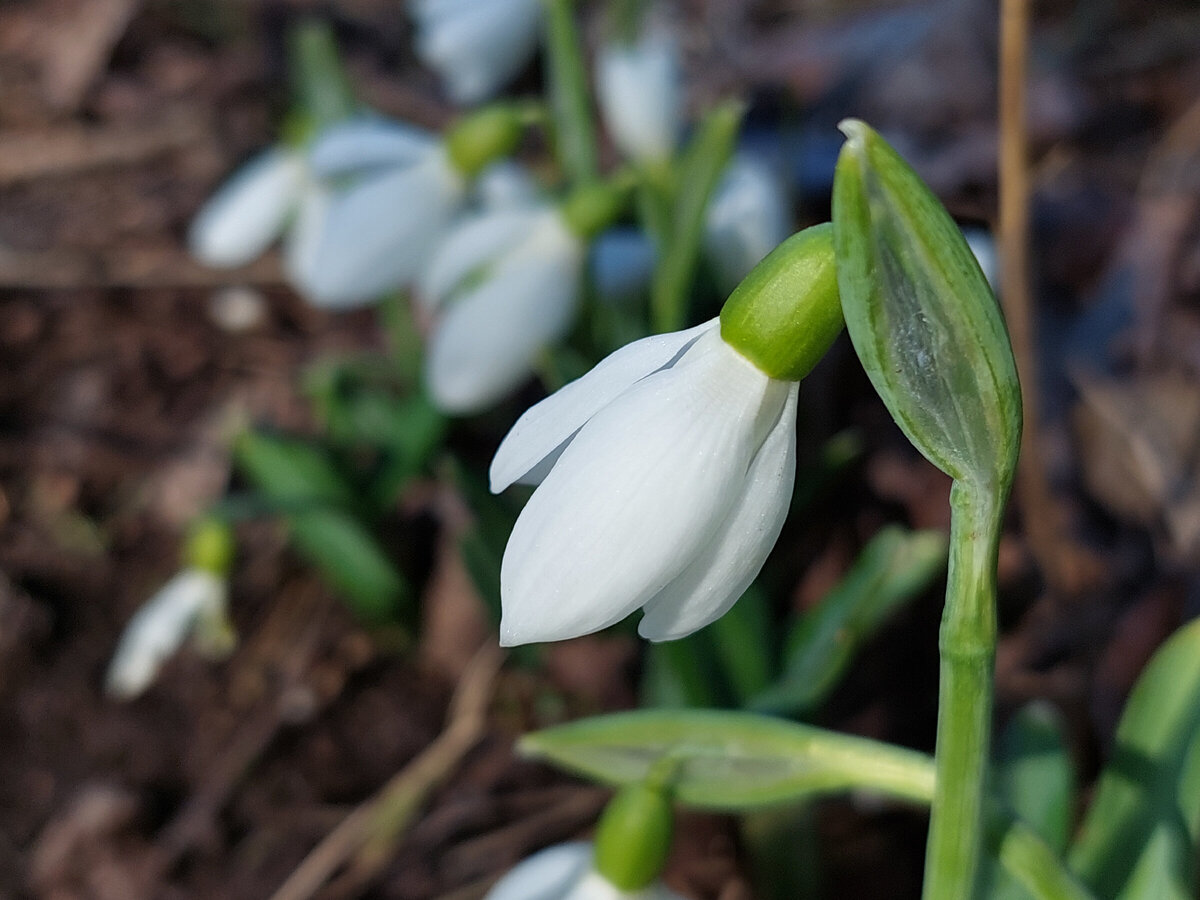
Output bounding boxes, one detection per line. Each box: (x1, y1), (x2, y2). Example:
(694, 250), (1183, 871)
(720, 223), (844, 382)
(832, 119), (1020, 490)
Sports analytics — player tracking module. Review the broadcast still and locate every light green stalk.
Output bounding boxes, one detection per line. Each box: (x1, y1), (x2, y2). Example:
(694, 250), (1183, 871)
(542, 0), (598, 185)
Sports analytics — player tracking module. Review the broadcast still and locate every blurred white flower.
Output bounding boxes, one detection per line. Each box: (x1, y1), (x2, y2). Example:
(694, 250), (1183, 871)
(106, 569), (235, 700)
(288, 117), (468, 308)
(490, 318), (798, 644)
(962, 226), (999, 290)
(188, 147), (312, 269)
(590, 227), (656, 306)
(485, 842), (685, 900)
(596, 29), (683, 164)
(703, 153), (791, 293)
(411, 0), (544, 105)
(419, 205), (585, 413)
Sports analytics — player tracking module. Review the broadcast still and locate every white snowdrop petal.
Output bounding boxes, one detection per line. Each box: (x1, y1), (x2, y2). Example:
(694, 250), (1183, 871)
(426, 244), (581, 413)
(105, 570), (226, 699)
(596, 32), (683, 163)
(499, 331), (784, 645)
(484, 842), (592, 900)
(300, 155), (464, 307)
(282, 180), (333, 294)
(418, 207), (545, 311)
(473, 161), (544, 210)
(308, 119), (437, 177)
(703, 154), (791, 293)
(188, 148), (305, 268)
(488, 319), (717, 493)
(638, 383), (798, 641)
(416, 0), (542, 104)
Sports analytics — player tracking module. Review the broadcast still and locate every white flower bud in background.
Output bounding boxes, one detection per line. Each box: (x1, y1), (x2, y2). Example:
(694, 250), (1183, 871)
(483, 842), (686, 900)
(590, 228), (657, 306)
(187, 147), (312, 269)
(596, 28), (684, 164)
(105, 570), (234, 700)
(288, 117), (467, 308)
(411, 0), (544, 105)
(419, 205), (585, 413)
(703, 153), (791, 294)
(962, 226), (999, 291)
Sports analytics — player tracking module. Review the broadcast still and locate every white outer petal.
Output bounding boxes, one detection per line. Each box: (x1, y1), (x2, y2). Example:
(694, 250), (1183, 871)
(105, 570), (226, 699)
(413, 0), (543, 104)
(484, 842), (591, 900)
(417, 207), (545, 312)
(308, 119), (438, 177)
(298, 151), (465, 308)
(425, 216), (583, 413)
(188, 148), (305, 268)
(473, 161), (544, 210)
(703, 154), (791, 293)
(638, 382), (798, 641)
(498, 330), (787, 646)
(596, 31), (683, 163)
(489, 319), (716, 493)
(282, 180), (332, 295)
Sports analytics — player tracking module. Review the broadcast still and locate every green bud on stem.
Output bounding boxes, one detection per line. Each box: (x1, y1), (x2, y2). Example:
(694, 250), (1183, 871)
(561, 175), (632, 240)
(445, 106), (525, 178)
(592, 779), (674, 890)
(832, 119), (1021, 491)
(719, 223), (844, 382)
(183, 518), (235, 576)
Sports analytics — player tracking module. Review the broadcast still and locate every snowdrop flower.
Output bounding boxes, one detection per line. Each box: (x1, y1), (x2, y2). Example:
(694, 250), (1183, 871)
(411, 0), (544, 105)
(188, 146), (315, 269)
(491, 225), (843, 645)
(703, 153), (791, 294)
(106, 521), (236, 699)
(485, 842), (685, 900)
(420, 180), (627, 413)
(596, 27), (683, 164)
(292, 107), (526, 309)
(591, 228), (656, 306)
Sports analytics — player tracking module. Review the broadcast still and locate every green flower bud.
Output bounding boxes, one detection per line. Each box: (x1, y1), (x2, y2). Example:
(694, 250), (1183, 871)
(719, 223), (844, 382)
(592, 780), (674, 890)
(287, 21), (356, 135)
(183, 518), (235, 576)
(832, 119), (1021, 490)
(445, 106), (525, 177)
(560, 178), (631, 240)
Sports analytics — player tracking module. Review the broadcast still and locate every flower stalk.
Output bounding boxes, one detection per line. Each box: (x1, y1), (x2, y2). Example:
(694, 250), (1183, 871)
(543, 0), (599, 185)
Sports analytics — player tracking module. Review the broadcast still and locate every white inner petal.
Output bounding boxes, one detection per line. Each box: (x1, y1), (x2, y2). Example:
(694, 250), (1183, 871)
(638, 382), (798, 641)
(489, 319), (717, 493)
(418, 207), (546, 312)
(484, 842), (592, 900)
(307, 119), (437, 177)
(499, 330), (786, 646)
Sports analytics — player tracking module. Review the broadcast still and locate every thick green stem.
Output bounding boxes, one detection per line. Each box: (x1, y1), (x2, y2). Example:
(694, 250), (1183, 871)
(542, 0), (598, 186)
(923, 481), (1003, 899)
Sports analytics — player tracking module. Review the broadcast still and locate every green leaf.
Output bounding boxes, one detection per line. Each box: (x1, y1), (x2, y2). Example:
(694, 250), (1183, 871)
(650, 101), (743, 332)
(543, 0), (598, 185)
(981, 702), (1076, 900)
(708, 583), (774, 705)
(750, 526), (947, 715)
(1068, 617), (1200, 897)
(286, 20), (356, 137)
(519, 709), (936, 810)
(234, 430), (358, 510)
(289, 510), (409, 624)
(832, 119), (1021, 491)
(640, 635), (725, 710)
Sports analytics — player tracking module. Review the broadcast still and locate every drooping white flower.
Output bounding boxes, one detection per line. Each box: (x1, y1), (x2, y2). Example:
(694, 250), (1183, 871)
(703, 153), (791, 293)
(590, 227), (656, 306)
(490, 318), (798, 645)
(485, 842), (686, 900)
(105, 569), (235, 700)
(290, 117), (468, 309)
(596, 28), (684, 164)
(188, 147), (312, 269)
(419, 204), (585, 413)
(411, 0), (544, 105)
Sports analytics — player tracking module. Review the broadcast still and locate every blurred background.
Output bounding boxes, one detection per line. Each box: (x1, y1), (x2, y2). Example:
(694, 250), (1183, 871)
(2, 0), (1200, 897)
